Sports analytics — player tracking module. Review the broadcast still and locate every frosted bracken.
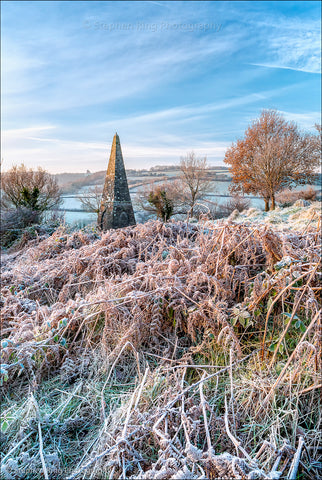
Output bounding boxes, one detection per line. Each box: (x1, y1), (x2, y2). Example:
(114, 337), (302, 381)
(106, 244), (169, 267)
(1, 205), (321, 479)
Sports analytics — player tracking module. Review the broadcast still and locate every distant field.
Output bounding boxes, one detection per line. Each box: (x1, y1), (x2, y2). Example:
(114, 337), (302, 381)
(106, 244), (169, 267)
(56, 166), (232, 194)
(55, 167), (321, 226)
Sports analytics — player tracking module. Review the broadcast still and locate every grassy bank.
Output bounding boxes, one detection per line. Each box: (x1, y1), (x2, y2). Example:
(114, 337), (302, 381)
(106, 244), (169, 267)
(1, 205), (321, 479)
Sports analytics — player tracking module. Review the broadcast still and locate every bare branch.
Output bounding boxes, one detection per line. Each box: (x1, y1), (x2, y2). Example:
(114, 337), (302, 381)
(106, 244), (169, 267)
(180, 152), (212, 217)
(1, 164), (61, 224)
(77, 185), (103, 214)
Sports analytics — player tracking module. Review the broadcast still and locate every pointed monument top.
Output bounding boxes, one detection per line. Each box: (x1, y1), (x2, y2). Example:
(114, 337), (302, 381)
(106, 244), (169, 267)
(98, 133), (136, 230)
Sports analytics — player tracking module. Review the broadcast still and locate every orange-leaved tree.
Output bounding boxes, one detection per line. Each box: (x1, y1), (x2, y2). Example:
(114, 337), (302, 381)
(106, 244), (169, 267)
(224, 110), (320, 210)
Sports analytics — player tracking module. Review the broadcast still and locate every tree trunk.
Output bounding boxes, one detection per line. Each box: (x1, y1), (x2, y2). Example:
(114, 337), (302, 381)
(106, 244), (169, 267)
(264, 198), (270, 212)
(190, 200), (195, 218)
(270, 194), (276, 210)
(190, 198), (195, 218)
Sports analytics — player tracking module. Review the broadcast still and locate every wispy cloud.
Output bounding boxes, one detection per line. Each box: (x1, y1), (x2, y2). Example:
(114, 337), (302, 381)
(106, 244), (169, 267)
(277, 110), (320, 130)
(1, 124), (228, 172)
(247, 17), (321, 74)
(98, 87), (293, 132)
(250, 63), (320, 74)
(1, 1), (320, 172)
(2, 4), (241, 118)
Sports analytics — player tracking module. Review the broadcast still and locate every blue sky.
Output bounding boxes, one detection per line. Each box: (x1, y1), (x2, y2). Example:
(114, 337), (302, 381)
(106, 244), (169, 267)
(1, 0), (321, 173)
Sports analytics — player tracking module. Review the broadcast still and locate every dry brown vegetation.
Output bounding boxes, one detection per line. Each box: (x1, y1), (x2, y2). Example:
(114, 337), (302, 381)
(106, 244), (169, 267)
(276, 186), (317, 207)
(1, 215), (321, 479)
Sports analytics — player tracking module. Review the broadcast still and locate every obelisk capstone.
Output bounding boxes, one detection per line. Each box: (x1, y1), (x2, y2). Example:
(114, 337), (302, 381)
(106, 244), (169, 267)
(98, 133), (136, 230)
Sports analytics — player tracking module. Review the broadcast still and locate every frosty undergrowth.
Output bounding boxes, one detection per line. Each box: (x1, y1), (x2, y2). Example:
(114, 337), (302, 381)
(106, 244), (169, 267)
(1, 206), (321, 479)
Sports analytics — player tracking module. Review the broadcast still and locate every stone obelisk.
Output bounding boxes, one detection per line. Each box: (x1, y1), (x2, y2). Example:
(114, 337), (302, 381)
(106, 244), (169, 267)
(98, 133), (136, 230)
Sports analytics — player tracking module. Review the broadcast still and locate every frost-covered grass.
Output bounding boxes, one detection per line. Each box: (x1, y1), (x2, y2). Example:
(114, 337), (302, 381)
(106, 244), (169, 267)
(225, 201), (321, 232)
(1, 210), (321, 479)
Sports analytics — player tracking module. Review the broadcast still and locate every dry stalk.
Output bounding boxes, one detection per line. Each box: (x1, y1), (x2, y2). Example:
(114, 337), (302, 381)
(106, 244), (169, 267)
(38, 422), (49, 480)
(298, 383), (322, 395)
(257, 310), (321, 415)
(0, 432), (33, 467)
(122, 366), (149, 439)
(199, 375), (212, 453)
(66, 428), (141, 480)
(214, 225), (226, 277)
(261, 266), (319, 359)
(270, 263), (320, 366)
(287, 436), (305, 480)
(100, 341), (140, 419)
(224, 395), (253, 463)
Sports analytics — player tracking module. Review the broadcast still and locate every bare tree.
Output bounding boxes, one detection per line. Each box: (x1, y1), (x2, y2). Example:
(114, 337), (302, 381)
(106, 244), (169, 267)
(313, 123), (322, 158)
(1, 164), (61, 224)
(179, 152), (212, 217)
(78, 185), (103, 216)
(224, 110), (320, 210)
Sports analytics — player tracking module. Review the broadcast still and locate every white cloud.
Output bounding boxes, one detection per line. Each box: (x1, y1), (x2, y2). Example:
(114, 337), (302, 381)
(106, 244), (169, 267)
(2, 125), (56, 137)
(1, 12), (242, 119)
(249, 18), (321, 74)
(3, 82), (311, 173)
(98, 88), (290, 132)
(1, 124), (229, 173)
(1, 1), (320, 174)
(277, 110), (320, 130)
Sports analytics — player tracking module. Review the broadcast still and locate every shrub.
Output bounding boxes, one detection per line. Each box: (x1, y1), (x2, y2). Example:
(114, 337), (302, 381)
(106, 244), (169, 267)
(276, 186), (317, 207)
(0, 208), (62, 249)
(221, 195), (251, 216)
